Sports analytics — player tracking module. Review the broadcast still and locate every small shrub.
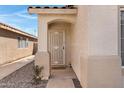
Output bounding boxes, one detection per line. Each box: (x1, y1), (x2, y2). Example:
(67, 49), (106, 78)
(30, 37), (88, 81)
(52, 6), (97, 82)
(32, 65), (44, 85)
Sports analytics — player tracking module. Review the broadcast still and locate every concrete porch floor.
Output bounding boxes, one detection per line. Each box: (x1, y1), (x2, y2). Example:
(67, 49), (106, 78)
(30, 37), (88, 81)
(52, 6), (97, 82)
(121, 68), (124, 87)
(47, 67), (78, 88)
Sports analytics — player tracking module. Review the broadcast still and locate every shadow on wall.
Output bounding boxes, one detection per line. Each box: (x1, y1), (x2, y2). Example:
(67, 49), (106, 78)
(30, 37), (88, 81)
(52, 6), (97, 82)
(32, 42), (38, 55)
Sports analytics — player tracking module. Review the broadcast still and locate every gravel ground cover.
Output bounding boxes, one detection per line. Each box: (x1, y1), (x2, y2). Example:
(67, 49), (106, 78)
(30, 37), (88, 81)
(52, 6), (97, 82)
(0, 61), (82, 88)
(72, 78), (82, 88)
(0, 61), (48, 88)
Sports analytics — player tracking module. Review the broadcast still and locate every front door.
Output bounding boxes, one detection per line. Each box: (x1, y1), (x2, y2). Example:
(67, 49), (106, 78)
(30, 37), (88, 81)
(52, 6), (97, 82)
(48, 30), (65, 66)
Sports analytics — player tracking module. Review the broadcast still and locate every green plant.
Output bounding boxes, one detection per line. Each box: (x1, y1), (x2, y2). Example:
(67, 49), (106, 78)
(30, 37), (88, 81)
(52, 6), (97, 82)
(32, 65), (44, 85)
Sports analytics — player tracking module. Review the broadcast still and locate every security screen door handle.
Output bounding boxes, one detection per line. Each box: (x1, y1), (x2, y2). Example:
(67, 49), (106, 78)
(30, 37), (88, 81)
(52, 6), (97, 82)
(63, 46), (64, 50)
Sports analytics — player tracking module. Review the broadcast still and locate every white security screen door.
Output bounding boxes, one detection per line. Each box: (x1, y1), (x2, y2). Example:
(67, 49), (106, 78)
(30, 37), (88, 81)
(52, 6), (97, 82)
(48, 30), (65, 66)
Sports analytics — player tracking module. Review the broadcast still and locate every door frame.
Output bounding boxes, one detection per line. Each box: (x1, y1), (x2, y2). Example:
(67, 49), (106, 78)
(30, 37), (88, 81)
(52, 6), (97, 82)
(119, 7), (124, 66)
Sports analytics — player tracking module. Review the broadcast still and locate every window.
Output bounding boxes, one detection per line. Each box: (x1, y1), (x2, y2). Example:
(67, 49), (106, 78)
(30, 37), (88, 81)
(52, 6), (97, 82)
(121, 11), (124, 66)
(17, 36), (28, 48)
(17, 36), (21, 48)
(26, 38), (29, 47)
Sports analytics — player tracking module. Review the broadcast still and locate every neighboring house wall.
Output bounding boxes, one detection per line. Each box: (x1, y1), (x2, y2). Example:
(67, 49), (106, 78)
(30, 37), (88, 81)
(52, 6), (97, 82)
(0, 28), (37, 65)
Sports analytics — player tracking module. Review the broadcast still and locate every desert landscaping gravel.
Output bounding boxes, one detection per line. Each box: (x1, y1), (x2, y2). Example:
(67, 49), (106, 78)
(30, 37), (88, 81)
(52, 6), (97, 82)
(0, 61), (48, 88)
(0, 61), (82, 88)
(72, 78), (82, 88)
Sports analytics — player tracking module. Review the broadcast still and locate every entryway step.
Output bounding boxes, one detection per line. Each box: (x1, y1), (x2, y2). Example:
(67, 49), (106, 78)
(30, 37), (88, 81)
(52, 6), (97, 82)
(51, 65), (66, 69)
(47, 78), (74, 88)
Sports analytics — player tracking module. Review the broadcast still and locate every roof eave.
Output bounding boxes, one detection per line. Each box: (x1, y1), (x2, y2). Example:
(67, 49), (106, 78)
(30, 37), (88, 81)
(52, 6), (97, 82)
(0, 23), (37, 39)
(28, 8), (77, 15)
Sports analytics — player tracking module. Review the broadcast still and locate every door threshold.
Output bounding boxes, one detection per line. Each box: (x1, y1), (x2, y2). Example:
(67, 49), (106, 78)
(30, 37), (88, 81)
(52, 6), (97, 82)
(51, 65), (66, 69)
(122, 66), (124, 69)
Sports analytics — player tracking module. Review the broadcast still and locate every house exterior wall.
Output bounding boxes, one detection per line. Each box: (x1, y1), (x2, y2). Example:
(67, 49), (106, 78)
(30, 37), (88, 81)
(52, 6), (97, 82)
(71, 5), (122, 87)
(71, 5), (89, 83)
(88, 6), (119, 55)
(29, 5), (122, 87)
(0, 28), (37, 65)
(87, 5), (121, 88)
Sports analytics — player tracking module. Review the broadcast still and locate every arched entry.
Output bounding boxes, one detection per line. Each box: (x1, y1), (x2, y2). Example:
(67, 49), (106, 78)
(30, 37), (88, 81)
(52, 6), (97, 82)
(28, 6), (77, 80)
(48, 20), (72, 73)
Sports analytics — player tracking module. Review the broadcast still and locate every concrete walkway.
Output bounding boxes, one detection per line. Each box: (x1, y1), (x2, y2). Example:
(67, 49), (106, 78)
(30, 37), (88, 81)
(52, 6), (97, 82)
(47, 67), (77, 88)
(0, 55), (34, 80)
(122, 68), (124, 87)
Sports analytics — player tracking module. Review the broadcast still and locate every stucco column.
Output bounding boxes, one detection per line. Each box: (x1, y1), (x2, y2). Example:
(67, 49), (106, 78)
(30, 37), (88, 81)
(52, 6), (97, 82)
(35, 15), (50, 80)
(38, 16), (47, 52)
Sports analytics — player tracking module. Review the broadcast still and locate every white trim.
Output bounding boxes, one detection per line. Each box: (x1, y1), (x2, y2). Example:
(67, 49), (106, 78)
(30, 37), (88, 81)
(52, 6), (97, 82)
(119, 6), (121, 57)
(29, 8), (77, 15)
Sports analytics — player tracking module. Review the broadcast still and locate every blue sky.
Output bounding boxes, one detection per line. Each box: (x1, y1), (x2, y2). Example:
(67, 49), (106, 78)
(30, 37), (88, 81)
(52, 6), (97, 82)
(0, 5), (64, 36)
(0, 5), (37, 36)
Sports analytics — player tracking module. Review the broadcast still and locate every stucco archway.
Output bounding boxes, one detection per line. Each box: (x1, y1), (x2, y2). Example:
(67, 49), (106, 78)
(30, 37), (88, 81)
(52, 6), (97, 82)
(47, 19), (72, 77)
(30, 6), (77, 79)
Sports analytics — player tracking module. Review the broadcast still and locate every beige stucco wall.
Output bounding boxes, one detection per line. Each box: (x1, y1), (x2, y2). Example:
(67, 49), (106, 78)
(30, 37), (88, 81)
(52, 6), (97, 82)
(71, 5), (89, 82)
(38, 14), (76, 52)
(71, 5), (122, 87)
(88, 6), (119, 55)
(87, 5), (121, 87)
(0, 28), (37, 65)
